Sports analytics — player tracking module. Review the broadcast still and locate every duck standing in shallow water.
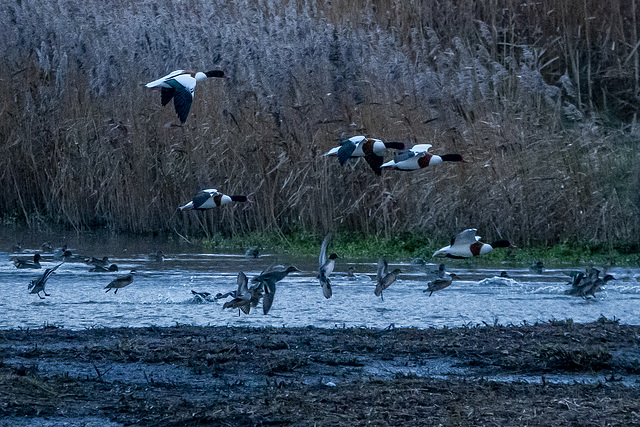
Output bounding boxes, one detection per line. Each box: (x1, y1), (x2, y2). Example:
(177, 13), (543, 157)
(145, 69), (225, 123)
(14, 253), (41, 269)
(433, 229), (515, 259)
(374, 256), (401, 300)
(104, 270), (137, 294)
(179, 189), (249, 211)
(529, 261), (545, 274)
(323, 136), (406, 175)
(318, 234), (338, 299)
(380, 144), (465, 171)
(28, 262), (64, 299)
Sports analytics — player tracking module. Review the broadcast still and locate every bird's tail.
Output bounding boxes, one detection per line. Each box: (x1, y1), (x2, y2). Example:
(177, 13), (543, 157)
(179, 201), (193, 211)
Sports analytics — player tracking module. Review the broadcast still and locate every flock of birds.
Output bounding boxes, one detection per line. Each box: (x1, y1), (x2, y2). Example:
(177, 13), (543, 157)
(9, 68), (619, 311)
(11, 230), (617, 316)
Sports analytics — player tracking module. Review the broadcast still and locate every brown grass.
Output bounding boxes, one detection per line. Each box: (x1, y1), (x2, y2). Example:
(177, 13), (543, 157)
(0, 0), (638, 245)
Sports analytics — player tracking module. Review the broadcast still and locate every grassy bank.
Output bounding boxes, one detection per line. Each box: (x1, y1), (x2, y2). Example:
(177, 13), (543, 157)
(0, 0), (639, 246)
(201, 231), (640, 267)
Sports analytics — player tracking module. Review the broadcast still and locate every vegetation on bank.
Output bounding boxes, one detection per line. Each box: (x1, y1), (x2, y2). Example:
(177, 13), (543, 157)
(0, 0), (639, 246)
(201, 231), (640, 266)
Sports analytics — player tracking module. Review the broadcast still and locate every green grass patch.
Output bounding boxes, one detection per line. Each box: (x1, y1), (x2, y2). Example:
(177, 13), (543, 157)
(201, 231), (640, 266)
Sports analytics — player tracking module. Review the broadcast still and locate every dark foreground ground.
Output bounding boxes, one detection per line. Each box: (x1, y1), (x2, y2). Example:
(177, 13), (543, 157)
(1, 318), (639, 426)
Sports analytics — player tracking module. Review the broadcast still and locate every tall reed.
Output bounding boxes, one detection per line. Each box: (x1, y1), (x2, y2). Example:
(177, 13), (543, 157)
(0, 0), (638, 246)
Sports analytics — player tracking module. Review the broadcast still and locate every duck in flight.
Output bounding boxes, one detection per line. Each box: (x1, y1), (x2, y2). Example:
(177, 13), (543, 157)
(433, 229), (515, 259)
(223, 272), (252, 315)
(146, 69), (226, 123)
(323, 136), (405, 175)
(104, 270), (137, 294)
(380, 144), (465, 171)
(252, 266), (300, 314)
(374, 256), (401, 300)
(318, 234), (338, 299)
(179, 189), (249, 211)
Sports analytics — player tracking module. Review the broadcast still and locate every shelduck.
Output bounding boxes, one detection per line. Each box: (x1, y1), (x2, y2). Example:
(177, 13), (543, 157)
(179, 189), (249, 211)
(145, 69), (225, 123)
(323, 136), (405, 175)
(380, 144), (464, 171)
(433, 229), (515, 259)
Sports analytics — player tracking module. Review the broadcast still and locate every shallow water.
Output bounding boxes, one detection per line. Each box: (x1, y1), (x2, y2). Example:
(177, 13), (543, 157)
(2, 227), (640, 330)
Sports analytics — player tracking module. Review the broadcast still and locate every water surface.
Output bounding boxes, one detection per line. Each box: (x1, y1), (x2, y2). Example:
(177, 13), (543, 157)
(2, 228), (639, 330)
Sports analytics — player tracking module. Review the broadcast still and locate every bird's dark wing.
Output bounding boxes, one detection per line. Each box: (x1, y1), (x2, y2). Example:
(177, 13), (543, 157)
(337, 140), (357, 165)
(364, 152), (383, 175)
(161, 87), (175, 106)
(319, 233), (331, 269)
(191, 191), (212, 210)
(262, 279), (277, 315)
(167, 79), (193, 123)
(42, 262), (64, 283)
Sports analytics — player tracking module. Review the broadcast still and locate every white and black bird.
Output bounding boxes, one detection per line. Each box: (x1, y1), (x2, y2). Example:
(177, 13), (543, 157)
(433, 229), (515, 259)
(104, 270), (137, 294)
(323, 136), (405, 175)
(252, 266), (300, 314)
(223, 272), (252, 315)
(374, 256), (401, 300)
(179, 189), (249, 211)
(318, 234), (338, 299)
(28, 262), (64, 299)
(380, 144), (465, 171)
(145, 69), (226, 123)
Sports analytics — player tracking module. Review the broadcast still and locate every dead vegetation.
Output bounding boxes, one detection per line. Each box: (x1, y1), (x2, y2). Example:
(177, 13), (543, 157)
(0, 321), (639, 425)
(0, 0), (638, 245)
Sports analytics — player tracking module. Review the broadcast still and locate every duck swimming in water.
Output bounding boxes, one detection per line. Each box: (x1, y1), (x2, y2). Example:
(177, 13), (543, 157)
(14, 253), (41, 269)
(179, 189), (249, 211)
(323, 136), (406, 175)
(433, 229), (515, 259)
(89, 264), (119, 273)
(146, 69), (226, 123)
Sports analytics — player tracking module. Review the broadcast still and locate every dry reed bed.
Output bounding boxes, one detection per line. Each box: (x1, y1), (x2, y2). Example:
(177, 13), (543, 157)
(0, 0), (638, 245)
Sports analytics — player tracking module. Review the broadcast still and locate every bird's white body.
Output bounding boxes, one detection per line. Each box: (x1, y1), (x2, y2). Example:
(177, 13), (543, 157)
(323, 136), (388, 158)
(381, 144), (443, 170)
(179, 189), (233, 210)
(145, 70), (207, 94)
(433, 229), (491, 258)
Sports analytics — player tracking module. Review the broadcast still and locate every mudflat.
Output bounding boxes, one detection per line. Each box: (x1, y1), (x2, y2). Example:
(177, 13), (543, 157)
(1, 318), (639, 426)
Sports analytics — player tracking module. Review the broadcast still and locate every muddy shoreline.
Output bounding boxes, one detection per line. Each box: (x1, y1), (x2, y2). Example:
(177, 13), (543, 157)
(1, 319), (639, 425)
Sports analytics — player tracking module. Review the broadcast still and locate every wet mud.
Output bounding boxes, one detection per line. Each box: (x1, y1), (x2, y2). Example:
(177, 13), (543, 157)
(1, 318), (639, 425)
